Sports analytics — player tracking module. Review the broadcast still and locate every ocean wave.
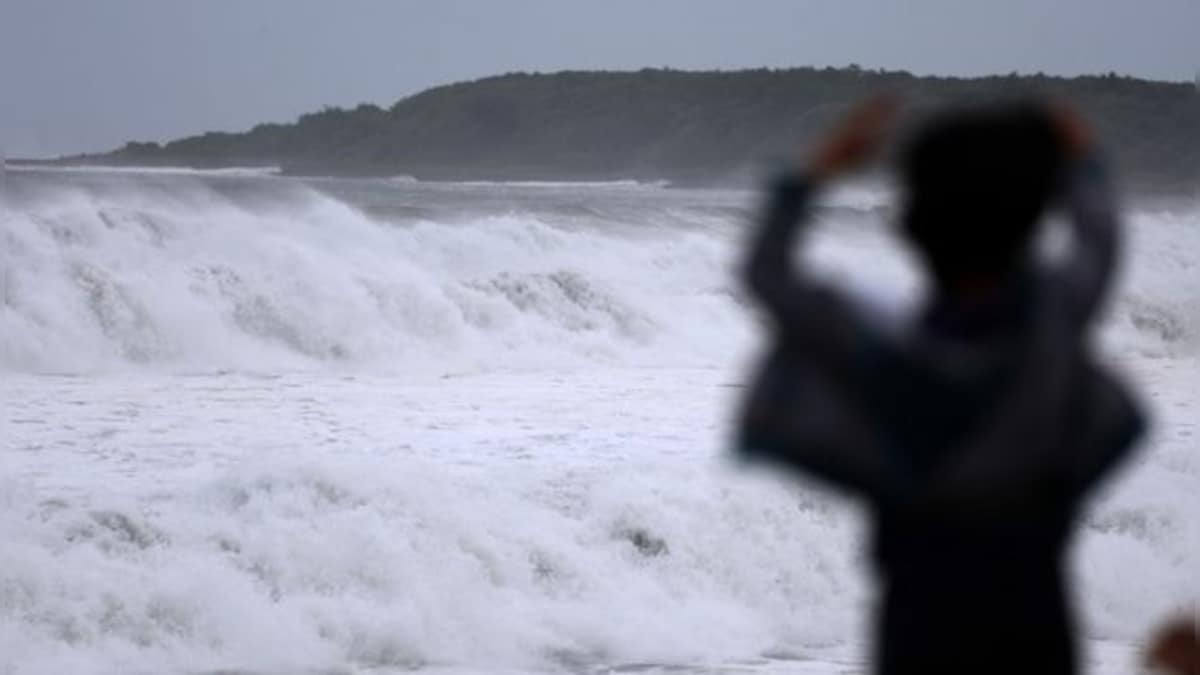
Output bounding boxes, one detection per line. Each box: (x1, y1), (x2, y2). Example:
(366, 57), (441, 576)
(0, 174), (1193, 373)
(0, 177), (752, 373)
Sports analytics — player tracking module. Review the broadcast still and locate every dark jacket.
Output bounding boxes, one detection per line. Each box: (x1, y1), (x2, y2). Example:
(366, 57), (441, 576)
(736, 157), (1145, 675)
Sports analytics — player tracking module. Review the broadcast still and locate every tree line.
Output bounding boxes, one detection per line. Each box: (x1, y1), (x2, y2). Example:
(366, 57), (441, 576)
(90, 67), (1198, 189)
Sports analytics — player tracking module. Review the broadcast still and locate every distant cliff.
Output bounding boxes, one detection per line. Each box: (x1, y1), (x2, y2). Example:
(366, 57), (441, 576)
(82, 67), (1198, 188)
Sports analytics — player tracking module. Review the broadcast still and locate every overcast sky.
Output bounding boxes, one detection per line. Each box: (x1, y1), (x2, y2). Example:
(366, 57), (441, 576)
(2, 0), (1197, 157)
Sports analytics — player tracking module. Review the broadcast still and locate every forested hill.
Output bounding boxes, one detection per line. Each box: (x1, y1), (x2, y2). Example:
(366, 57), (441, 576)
(88, 67), (1198, 188)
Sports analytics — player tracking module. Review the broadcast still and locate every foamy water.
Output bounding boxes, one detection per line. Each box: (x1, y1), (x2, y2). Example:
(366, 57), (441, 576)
(1, 169), (1195, 674)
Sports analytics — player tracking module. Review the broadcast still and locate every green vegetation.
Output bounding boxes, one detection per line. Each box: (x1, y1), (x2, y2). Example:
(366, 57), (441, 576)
(90, 67), (1198, 188)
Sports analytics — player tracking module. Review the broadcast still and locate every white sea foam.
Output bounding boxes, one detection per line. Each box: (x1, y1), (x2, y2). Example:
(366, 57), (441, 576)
(0, 174), (1195, 674)
(0, 178), (754, 374)
(442, 179), (669, 189)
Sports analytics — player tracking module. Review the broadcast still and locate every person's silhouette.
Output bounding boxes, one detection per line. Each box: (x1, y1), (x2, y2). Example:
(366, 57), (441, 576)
(736, 99), (1145, 675)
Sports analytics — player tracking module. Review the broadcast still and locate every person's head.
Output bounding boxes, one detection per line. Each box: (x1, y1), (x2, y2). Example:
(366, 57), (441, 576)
(899, 103), (1067, 293)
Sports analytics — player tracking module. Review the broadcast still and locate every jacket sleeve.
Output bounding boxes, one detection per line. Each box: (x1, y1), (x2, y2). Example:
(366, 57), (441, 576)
(1055, 154), (1121, 334)
(736, 171), (899, 499)
(740, 171), (874, 368)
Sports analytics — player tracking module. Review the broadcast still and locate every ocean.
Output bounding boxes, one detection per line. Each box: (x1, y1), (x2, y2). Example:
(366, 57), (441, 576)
(1, 167), (1196, 674)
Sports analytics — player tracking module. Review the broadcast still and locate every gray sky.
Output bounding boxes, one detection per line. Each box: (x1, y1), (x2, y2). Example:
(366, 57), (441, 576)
(2, 0), (1197, 157)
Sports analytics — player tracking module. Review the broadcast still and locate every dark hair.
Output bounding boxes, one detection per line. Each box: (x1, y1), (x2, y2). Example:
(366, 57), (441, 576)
(900, 103), (1067, 287)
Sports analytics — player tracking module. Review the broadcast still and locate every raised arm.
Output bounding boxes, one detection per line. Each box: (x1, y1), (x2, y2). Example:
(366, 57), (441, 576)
(741, 171), (869, 363)
(1056, 153), (1120, 332)
(1048, 106), (1122, 333)
(741, 96), (898, 364)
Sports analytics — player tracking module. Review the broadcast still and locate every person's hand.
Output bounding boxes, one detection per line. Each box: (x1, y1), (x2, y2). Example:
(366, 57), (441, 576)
(809, 95), (899, 179)
(1047, 103), (1093, 158)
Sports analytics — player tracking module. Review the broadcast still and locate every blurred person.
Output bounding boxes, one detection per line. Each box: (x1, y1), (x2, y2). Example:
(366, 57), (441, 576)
(735, 98), (1146, 675)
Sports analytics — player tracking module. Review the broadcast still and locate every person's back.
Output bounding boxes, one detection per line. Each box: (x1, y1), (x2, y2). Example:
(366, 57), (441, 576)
(735, 100), (1145, 674)
(863, 296), (1083, 674)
